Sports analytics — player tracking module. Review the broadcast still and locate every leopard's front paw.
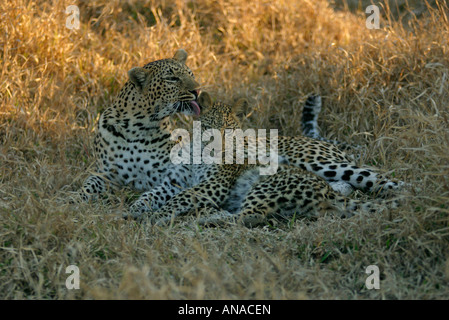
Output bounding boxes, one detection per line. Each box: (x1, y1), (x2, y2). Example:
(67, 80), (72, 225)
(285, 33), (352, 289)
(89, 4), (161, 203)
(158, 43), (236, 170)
(124, 198), (152, 220)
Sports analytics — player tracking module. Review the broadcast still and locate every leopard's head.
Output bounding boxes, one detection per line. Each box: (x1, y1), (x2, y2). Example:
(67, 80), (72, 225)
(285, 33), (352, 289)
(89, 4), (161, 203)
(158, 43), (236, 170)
(196, 92), (258, 167)
(127, 49), (201, 120)
(197, 92), (249, 134)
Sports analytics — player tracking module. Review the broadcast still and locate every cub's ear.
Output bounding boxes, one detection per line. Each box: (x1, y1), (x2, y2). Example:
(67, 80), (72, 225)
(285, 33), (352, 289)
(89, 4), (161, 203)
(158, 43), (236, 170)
(232, 98), (251, 120)
(128, 67), (151, 92)
(173, 49), (188, 64)
(198, 92), (213, 111)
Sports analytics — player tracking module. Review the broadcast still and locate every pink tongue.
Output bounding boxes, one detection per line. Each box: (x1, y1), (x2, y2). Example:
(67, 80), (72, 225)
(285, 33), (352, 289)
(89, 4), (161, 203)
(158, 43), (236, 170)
(190, 100), (201, 116)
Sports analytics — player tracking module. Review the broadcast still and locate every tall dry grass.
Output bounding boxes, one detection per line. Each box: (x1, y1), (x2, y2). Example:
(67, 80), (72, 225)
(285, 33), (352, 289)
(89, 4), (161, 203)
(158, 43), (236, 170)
(1, 0), (449, 299)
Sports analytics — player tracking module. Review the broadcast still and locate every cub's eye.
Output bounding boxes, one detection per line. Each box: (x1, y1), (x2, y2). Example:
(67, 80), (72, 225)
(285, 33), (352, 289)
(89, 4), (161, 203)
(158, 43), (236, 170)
(164, 76), (180, 82)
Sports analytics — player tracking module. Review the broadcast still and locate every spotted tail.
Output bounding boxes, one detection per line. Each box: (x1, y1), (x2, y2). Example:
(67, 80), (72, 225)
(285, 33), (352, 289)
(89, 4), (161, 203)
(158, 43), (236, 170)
(301, 94), (363, 154)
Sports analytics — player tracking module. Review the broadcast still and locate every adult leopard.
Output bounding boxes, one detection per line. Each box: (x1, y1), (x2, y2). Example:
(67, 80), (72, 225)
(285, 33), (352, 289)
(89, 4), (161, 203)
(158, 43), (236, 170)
(78, 49), (201, 208)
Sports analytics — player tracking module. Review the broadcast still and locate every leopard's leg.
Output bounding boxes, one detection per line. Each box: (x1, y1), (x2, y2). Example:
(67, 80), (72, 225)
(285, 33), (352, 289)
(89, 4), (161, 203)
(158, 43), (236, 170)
(327, 188), (398, 218)
(328, 181), (354, 196)
(235, 169), (396, 227)
(126, 167), (193, 219)
(238, 206), (270, 228)
(79, 174), (109, 202)
(277, 137), (402, 196)
(197, 208), (238, 227)
(197, 206), (268, 228)
(228, 169), (324, 227)
(150, 172), (239, 225)
(154, 207), (238, 227)
(126, 181), (184, 220)
(309, 162), (404, 196)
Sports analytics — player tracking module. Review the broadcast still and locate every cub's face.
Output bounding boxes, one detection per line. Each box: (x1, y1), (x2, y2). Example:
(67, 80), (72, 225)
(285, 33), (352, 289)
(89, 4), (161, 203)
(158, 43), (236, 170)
(198, 92), (248, 133)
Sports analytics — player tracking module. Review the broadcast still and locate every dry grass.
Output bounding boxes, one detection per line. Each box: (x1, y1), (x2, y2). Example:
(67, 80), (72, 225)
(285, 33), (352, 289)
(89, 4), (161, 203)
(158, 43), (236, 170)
(1, 0), (449, 299)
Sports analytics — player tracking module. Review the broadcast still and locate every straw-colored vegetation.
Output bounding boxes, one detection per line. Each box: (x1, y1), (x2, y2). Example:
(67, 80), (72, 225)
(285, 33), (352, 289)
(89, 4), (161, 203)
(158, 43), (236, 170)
(1, 0), (448, 299)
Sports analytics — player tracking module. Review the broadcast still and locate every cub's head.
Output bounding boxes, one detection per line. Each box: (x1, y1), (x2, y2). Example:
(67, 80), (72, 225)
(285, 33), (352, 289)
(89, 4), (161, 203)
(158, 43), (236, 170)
(127, 49), (201, 119)
(197, 92), (249, 133)
(196, 92), (261, 167)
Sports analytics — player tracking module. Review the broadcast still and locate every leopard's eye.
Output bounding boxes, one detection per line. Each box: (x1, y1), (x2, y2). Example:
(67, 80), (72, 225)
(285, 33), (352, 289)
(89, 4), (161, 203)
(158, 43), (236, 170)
(164, 76), (180, 83)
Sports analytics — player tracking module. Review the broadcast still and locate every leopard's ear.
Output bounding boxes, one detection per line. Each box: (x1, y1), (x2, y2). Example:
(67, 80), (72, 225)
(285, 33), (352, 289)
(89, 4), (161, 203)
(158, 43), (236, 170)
(173, 49), (188, 64)
(232, 98), (250, 120)
(198, 92), (213, 111)
(128, 67), (151, 92)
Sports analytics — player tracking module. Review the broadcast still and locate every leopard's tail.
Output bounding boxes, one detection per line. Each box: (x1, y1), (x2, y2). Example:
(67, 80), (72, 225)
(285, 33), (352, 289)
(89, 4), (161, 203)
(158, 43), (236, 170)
(301, 94), (322, 139)
(301, 94), (363, 155)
